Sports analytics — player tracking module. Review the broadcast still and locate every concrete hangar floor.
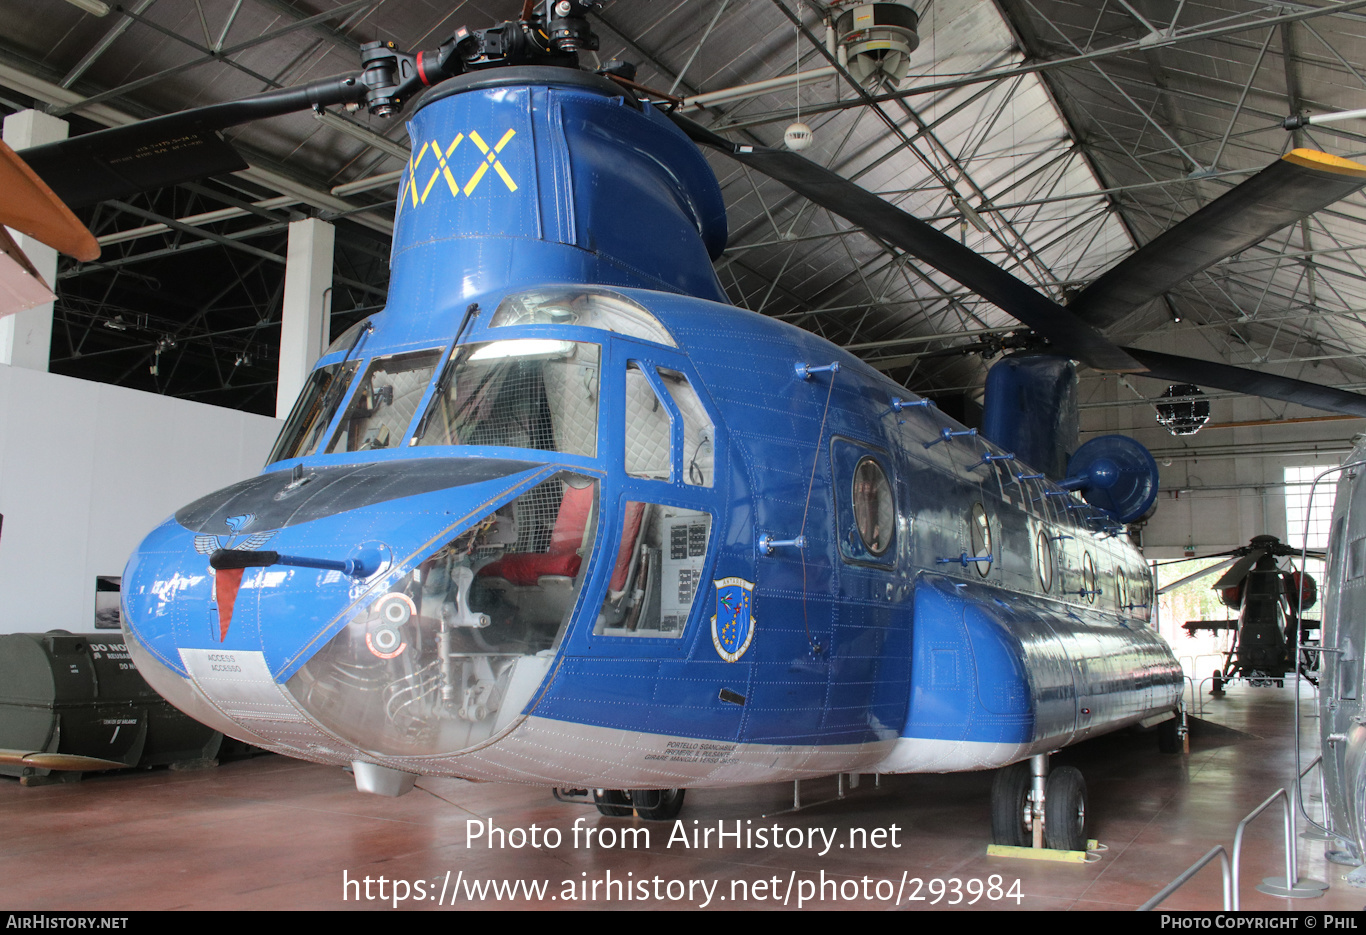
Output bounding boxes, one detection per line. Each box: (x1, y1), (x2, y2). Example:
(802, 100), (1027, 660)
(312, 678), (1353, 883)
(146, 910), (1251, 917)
(1, 682), (1362, 912)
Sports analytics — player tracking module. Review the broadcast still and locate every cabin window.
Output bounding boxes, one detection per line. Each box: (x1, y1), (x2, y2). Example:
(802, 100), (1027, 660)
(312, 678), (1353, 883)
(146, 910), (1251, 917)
(1115, 569), (1129, 611)
(970, 502), (992, 577)
(1035, 530), (1054, 593)
(852, 458), (893, 556)
(268, 359), (360, 463)
(413, 339), (600, 456)
(657, 368), (714, 487)
(1082, 552), (1098, 604)
(595, 502), (712, 638)
(326, 348), (444, 454)
(1350, 537), (1366, 581)
(624, 363), (673, 480)
(491, 287), (676, 346)
(831, 439), (896, 566)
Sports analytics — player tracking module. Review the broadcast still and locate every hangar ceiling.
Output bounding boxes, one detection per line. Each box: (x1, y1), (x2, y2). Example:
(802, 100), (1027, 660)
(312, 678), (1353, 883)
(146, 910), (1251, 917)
(2, 0), (1366, 420)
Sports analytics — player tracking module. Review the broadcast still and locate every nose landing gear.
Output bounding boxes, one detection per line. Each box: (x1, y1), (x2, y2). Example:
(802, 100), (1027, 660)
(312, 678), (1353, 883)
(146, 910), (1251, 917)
(591, 788), (687, 820)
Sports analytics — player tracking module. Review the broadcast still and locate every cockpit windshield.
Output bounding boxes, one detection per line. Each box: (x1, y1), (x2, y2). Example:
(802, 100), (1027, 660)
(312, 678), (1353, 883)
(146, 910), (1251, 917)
(412, 339), (600, 457)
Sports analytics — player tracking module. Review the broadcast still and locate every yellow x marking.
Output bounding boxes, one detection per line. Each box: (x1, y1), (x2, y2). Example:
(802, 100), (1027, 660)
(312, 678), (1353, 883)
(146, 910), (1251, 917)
(420, 134), (465, 204)
(406, 142), (429, 209)
(464, 129), (519, 196)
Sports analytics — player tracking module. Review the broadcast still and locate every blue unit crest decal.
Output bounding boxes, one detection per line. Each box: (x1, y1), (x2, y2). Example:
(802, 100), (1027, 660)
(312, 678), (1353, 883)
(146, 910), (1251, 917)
(711, 577), (756, 663)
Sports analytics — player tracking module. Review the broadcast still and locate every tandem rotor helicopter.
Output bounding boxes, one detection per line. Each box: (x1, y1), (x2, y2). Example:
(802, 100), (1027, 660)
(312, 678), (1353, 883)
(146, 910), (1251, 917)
(15, 0), (1366, 852)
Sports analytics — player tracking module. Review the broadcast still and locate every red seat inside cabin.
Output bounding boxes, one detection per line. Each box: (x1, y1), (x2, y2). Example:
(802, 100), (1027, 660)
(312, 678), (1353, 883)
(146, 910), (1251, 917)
(476, 486), (643, 590)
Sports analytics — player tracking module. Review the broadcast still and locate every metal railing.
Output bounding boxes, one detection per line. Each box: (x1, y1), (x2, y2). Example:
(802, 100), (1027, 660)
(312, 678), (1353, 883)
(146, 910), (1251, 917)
(1144, 786), (1327, 910)
(1138, 846), (1232, 911)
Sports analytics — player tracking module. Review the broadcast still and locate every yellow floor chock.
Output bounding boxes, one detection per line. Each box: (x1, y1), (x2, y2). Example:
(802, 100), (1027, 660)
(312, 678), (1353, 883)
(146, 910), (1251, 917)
(986, 839), (1102, 863)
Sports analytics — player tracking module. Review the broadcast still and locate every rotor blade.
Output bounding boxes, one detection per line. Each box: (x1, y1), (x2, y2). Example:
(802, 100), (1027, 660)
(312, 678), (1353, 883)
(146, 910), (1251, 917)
(1071, 150), (1366, 329)
(671, 115), (1366, 417)
(1212, 550), (1267, 589)
(19, 74), (366, 208)
(1157, 556), (1239, 594)
(669, 113), (1143, 372)
(1122, 346), (1366, 417)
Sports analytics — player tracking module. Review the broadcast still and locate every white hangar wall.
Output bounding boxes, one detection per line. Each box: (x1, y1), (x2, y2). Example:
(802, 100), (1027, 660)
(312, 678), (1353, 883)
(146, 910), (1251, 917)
(0, 363), (281, 635)
(1076, 327), (1363, 561)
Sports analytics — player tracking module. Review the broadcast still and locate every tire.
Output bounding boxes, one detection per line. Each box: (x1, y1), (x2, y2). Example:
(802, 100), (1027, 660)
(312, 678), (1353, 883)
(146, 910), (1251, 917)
(1157, 715), (1181, 754)
(593, 789), (633, 817)
(990, 761), (1031, 847)
(630, 788), (686, 821)
(1044, 766), (1088, 852)
(1212, 669), (1224, 694)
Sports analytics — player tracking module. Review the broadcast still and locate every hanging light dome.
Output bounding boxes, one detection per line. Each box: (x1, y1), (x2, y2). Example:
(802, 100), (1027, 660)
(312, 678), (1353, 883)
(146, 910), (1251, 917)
(784, 122), (814, 151)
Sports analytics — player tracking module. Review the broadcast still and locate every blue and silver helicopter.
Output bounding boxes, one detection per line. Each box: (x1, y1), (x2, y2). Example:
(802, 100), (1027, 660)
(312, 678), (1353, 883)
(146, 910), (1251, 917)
(23, 1), (1366, 850)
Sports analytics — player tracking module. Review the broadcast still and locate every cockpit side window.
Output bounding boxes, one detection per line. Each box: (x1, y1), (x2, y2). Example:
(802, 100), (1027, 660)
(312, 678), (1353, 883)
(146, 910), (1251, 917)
(625, 362), (673, 480)
(657, 368), (714, 487)
(413, 339), (600, 457)
(327, 348), (444, 454)
(268, 359), (360, 464)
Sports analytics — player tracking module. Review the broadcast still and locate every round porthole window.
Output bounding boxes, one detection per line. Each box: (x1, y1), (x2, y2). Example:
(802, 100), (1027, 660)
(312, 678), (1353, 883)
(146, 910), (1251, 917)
(1116, 570), (1128, 611)
(970, 503), (993, 577)
(1082, 552), (1097, 604)
(852, 457), (893, 556)
(1035, 530), (1054, 593)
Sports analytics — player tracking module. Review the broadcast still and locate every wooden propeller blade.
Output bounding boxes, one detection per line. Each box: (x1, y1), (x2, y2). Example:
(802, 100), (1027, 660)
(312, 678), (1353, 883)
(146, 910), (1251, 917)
(0, 140), (99, 261)
(1069, 150), (1366, 329)
(0, 749), (127, 770)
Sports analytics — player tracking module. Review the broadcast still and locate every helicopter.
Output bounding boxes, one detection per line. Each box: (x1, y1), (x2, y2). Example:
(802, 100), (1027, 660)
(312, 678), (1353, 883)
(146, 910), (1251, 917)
(1160, 535), (1324, 691)
(18, 1), (1366, 851)
(1318, 440), (1366, 879)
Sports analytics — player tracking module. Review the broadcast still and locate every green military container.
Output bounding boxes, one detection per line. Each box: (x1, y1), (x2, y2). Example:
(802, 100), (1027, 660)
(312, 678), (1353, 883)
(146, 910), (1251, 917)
(0, 631), (224, 784)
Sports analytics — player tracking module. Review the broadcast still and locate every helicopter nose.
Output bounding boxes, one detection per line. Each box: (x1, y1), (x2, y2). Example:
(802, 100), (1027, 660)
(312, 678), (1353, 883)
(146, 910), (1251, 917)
(121, 460), (600, 766)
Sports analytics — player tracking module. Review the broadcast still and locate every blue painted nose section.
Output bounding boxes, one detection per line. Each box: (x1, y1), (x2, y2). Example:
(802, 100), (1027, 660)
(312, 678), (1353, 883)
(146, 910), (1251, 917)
(121, 457), (556, 680)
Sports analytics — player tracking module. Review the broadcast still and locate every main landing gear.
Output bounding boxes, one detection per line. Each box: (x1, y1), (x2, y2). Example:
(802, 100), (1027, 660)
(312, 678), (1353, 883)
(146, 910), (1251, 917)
(592, 788), (687, 820)
(990, 754), (1088, 852)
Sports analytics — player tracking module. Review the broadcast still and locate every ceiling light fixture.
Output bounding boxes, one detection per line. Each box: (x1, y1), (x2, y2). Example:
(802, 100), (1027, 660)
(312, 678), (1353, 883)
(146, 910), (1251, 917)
(62, 0), (110, 16)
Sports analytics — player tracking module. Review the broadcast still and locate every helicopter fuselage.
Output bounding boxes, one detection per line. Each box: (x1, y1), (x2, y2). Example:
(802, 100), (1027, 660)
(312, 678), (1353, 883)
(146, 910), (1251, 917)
(119, 68), (1181, 792)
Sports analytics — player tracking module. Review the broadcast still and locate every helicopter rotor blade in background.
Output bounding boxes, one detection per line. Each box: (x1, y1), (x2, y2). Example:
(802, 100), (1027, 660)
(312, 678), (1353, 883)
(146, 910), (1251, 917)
(1068, 150), (1366, 330)
(18, 74), (367, 209)
(1212, 550), (1268, 590)
(669, 112), (1366, 419)
(1157, 557), (1240, 595)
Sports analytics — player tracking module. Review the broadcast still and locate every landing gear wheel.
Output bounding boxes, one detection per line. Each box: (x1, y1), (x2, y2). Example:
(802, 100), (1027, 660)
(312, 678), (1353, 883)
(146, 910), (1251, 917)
(1043, 766), (1088, 852)
(630, 788), (686, 821)
(990, 761), (1031, 847)
(593, 789), (633, 817)
(1158, 715), (1181, 754)
(1211, 669), (1224, 694)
